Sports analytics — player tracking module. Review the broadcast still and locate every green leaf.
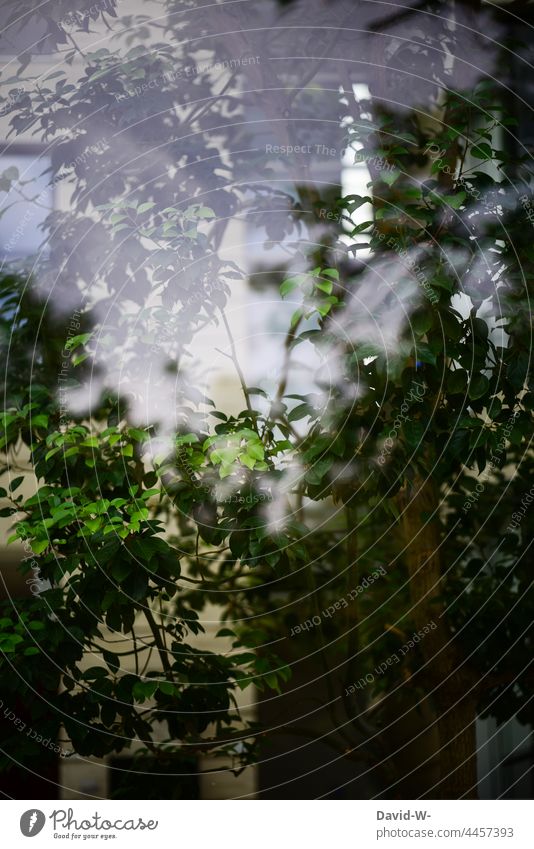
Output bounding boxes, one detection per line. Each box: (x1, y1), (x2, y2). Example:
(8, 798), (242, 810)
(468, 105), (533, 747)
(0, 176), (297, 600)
(468, 373), (489, 400)
(412, 311), (433, 335)
(316, 296), (338, 317)
(343, 194), (371, 212)
(88, 68), (112, 82)
(65, 332), (92, 351)
(83, 666), (108, 679)
(246, 442), (264, 461)
(196, 205), (216, 219)
(315, 279), (333, 294)
(288, 403), (311, 422)
(471, 142), (493, 160)
(9, 476), (24, 492)
(507, 352), (529, 391)
(290, 308), (303, 328)
(137, 202), (156, 214)
(430, 274), (453, 292)
(321, 268), (339, 280)
(414, 345), (436, 366)
(31, 414), (49, 428)
(63, 446), (80, 458)
(133, 680), (158, 701)
(381, 169), (400, 187)
(443, 192), (466, 209)
(176, 433), (199, 445)
(447, 369), (468, 394)
(280, 277), (300, 298)
(216, 628), (236, 638)
(129, 509), (149, 523)
(305, 456), (333, 485)
(448, 429), (469, 458)
(263, 672), (280, 691)
(111, 561), (132, 581)
(403, 419), (426, 449)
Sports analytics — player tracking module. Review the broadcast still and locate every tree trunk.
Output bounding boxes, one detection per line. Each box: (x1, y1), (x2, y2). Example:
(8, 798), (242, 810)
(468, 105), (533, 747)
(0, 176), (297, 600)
(436, 692), (479, 799)
(398, 474), (479, 799)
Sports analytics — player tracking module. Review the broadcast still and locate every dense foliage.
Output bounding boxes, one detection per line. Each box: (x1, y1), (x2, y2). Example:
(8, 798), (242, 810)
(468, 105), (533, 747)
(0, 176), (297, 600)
(0, 0), (532, 798)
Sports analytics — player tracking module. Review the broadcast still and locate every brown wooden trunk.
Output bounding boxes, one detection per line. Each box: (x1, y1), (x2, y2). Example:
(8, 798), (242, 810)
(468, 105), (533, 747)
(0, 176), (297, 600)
(437, 693), (479, 799)
(398, 474), (479, 799)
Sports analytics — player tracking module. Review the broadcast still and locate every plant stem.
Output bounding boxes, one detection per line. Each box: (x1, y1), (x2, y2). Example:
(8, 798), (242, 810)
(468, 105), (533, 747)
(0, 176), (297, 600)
(144, 606), (173, 680)
(220, 309), (253, 415)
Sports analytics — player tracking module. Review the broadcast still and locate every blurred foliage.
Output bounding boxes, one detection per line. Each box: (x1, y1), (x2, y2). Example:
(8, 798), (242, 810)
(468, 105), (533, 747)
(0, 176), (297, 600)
(0, 0), (532, 795)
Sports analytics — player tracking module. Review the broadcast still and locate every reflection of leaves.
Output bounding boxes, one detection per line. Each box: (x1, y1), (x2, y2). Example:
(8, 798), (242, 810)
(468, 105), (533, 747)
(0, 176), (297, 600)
(403, 419), (425, 449)
(0, 0), (532, 780)
(468, 373), (490, 400)
(471, 142), (493, 160)
(447, 369), (467, 394)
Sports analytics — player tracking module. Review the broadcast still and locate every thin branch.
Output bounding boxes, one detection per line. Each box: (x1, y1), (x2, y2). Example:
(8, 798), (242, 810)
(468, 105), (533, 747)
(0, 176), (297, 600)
(219, 308), (253, 415)
(144, 605), (173, 680)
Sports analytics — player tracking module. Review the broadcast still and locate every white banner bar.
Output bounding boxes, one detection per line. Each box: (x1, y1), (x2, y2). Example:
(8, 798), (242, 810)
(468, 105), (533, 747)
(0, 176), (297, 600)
(3, 800), (532, 848)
